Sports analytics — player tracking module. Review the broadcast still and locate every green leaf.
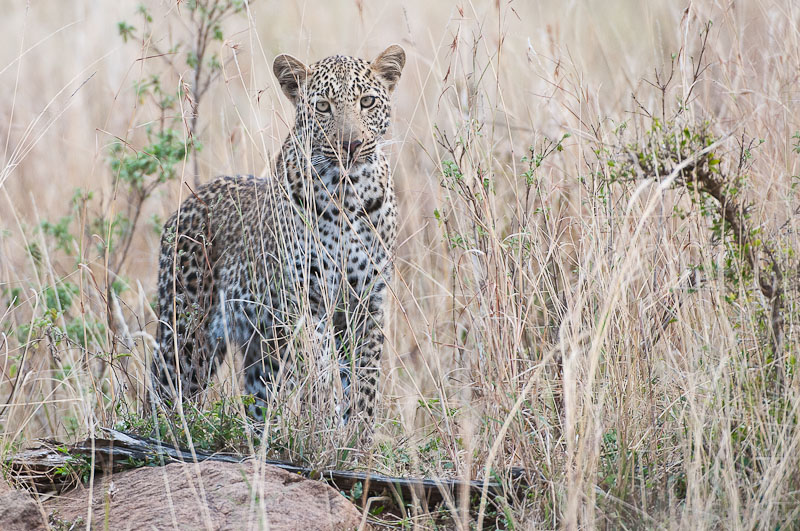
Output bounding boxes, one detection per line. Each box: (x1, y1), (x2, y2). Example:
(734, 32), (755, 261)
(117, 21), (136, 43)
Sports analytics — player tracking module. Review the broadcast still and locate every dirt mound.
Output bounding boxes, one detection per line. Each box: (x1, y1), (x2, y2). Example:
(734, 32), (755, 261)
(42, 459), (362, 530)
(0, 480), (47, 531)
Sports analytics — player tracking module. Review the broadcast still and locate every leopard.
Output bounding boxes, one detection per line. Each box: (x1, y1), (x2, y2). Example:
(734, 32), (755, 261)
(151, 45), (405, 425)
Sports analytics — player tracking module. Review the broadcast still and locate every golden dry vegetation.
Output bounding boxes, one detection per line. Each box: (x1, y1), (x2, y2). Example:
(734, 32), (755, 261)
(2, 0), (800, 528)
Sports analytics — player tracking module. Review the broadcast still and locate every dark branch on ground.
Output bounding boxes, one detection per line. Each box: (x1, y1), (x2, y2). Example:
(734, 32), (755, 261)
(5, 428), (528, 510)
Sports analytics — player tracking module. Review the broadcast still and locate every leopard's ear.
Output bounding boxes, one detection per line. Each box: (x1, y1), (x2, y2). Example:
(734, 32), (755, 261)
(273, 54), (310, 103)
(370, 44), (405, 93)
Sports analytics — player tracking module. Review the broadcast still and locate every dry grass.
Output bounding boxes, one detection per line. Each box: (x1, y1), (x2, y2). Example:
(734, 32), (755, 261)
(2, 0), (800, 528)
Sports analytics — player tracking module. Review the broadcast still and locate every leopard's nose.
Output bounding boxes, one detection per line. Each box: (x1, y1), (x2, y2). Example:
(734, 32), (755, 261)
(341, 139), (363, 153)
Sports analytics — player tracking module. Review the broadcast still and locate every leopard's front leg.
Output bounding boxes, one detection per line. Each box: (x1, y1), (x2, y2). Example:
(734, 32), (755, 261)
(338, 272), (391, 425)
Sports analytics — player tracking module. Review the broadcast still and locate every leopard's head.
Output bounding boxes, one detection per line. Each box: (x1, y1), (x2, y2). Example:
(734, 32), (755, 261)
(273, 45), (405, 169)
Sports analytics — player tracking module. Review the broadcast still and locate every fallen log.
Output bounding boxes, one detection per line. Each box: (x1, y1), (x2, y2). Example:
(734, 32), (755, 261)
(4, 428), (527, 508)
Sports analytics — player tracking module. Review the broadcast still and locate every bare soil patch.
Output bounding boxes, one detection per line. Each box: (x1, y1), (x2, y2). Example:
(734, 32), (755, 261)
(41, 460), (362, 530)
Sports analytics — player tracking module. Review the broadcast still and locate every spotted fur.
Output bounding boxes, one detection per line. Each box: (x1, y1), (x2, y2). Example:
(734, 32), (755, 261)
(152, 45), (405, 424)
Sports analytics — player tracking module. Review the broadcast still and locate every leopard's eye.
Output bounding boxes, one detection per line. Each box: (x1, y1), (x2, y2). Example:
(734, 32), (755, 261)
(315, 100), (331, 113)
(360, 95), (376, 109)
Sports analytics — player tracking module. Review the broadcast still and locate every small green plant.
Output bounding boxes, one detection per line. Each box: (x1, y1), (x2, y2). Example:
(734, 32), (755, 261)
(48, 513), (85, 531)
(115, 397), (256, 455)
(520, 133), (570, 187)
(344, 480), (363, 502)
(117, 1), (246, 187)
(54, 446), (93, 486)
(16, 281), (105, 349)
(107, 123), (195, 270)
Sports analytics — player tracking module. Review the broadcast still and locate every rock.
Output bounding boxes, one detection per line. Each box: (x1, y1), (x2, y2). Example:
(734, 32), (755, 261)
(0, 479), (48, 531)
(46, 459), (363, 530)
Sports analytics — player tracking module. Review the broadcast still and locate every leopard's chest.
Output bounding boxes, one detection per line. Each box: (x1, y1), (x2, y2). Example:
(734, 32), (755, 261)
(304, 163), (392, 301)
